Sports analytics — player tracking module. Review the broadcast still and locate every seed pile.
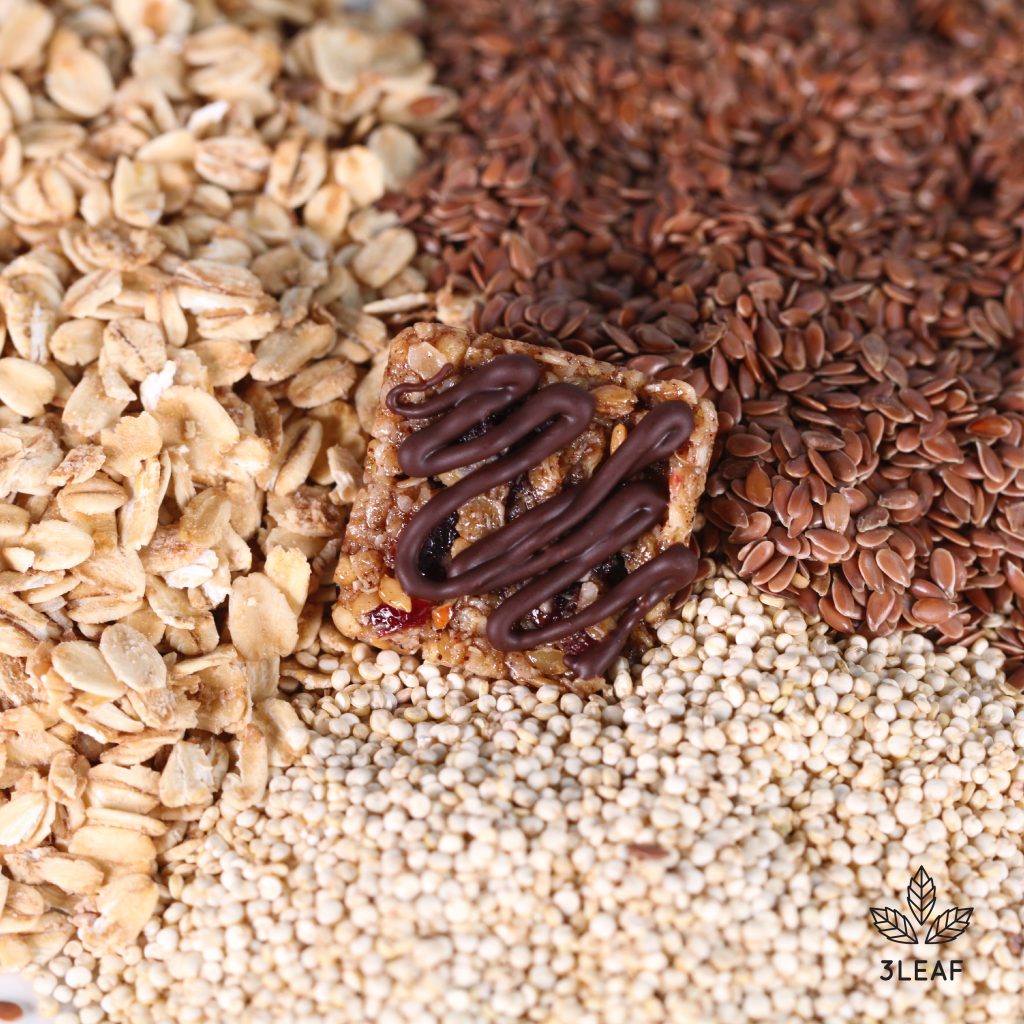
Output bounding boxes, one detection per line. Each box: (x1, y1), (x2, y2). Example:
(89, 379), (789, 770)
(25, 574), (1024, 1023)
(6, 0), (1024, 1019)
(0, 0), (453, 963)
(393, 0), (1024, 683)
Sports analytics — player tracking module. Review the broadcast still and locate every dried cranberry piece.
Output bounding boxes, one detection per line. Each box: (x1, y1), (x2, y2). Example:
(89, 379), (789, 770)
(418, 511), (459, 579)
(366, 598), (433, 636)
(593, 553), (627, 585)
(521, 602), (552, 631)
(560, 630), (598, 656)
(505, 471), (533, 521)
(515, 586), (580, 633)
(455, 412), (500, 444)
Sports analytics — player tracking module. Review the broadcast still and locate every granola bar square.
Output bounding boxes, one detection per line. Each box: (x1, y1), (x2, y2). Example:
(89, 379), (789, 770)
(333, 323), (717, 691)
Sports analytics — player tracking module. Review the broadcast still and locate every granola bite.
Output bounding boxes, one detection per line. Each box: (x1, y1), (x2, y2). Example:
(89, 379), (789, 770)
(334, 323), (717, 690)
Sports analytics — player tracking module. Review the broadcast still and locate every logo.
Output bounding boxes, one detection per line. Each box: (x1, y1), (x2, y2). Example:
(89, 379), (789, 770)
(870, 866), (973, 944)
(871, 867), (972, 982)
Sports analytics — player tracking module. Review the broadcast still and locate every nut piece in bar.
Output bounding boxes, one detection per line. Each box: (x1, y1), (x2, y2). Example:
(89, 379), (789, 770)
(334, 323), (717, 692)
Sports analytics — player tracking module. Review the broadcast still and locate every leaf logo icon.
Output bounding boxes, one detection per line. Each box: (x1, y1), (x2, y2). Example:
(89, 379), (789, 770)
(869, 867), (974, 945)
(870, 907), (918, 944)
(925, 908), (973, 944)
(907, 866), (937, 926)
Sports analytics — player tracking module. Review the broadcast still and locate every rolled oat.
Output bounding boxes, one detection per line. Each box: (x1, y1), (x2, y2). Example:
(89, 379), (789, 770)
(0, 0), (450, 958)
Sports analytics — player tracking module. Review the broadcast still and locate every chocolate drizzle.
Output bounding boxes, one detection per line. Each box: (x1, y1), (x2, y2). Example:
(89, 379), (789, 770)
(387, 354), (698, 678)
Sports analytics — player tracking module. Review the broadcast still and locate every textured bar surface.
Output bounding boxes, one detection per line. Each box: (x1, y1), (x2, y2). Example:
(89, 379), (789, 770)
(333, 323), (717, 690)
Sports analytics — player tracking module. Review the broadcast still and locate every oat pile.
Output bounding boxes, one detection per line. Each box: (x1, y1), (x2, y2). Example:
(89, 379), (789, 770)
(25, 574), (1024, 1024)
(0, 0), (454, 967)
(394, 0), (1024, 682)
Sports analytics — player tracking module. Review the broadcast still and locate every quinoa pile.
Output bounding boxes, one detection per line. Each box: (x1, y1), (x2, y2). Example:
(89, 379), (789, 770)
(27, 574), (1024, 1023)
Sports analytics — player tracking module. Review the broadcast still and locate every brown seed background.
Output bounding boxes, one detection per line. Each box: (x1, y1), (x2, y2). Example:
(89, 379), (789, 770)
(386, 0), (1024, 686)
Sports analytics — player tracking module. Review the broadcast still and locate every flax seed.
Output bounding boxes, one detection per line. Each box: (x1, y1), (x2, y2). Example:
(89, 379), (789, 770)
(393, 0), (1024, 680)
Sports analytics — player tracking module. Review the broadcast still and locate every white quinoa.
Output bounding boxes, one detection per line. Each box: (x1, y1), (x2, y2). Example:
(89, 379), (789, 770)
(29, 575), (1024, 1023)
